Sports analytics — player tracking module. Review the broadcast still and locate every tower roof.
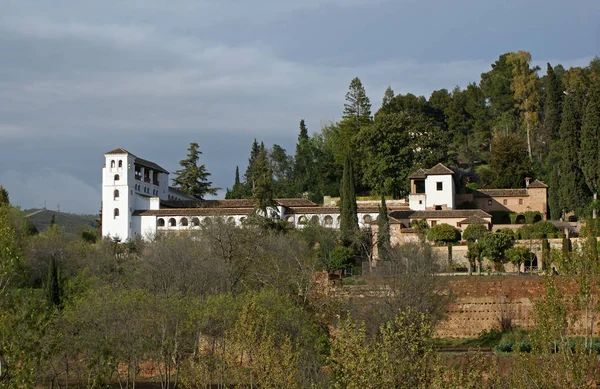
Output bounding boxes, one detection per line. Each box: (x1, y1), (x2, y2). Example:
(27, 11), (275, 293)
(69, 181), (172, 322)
(105, 147), (131, 155)
(527, 179), (548, 188)
(425, 163), (454, 175)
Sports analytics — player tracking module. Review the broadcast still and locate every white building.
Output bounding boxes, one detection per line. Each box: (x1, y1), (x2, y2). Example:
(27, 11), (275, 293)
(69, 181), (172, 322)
(101, 148), (392, 241)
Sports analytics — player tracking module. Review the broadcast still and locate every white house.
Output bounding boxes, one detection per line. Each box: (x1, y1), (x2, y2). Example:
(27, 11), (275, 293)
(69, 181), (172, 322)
(101, 148), (391, 241)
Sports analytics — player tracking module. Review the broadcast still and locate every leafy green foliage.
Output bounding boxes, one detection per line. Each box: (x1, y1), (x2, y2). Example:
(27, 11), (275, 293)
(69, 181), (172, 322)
(339, 155), (358, 246)
(462, 223), (488, 242)
(505, 246), (533, 273)
(426, 223), (461, 245)
(478, 231), (513, 262)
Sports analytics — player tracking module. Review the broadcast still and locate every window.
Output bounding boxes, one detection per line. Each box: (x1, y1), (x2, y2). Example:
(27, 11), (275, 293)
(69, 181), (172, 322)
(488, 200), (492, 206)
(324, 215), (333, 226)
(110, 160), (115, 168)
(114, 174), (120, 182)
(227, 217), (236, 224)
(298, 216), (308, 225)
(436, 182), (443, 191)
(311, 215), (319, 224)
(434, 205), (442, 210)
(431, 220), (437, 227)
(180, 218), (189, 227)
(519, 199), (523, 205)
(419, 200), (423, 205)
(118, 160), (123, 168)
(415, 180), (425, 194)
(157, 218), (165, 227)
(363, 215), (372, 224)
(168, 218), (176, 227)
(503, 199), (507, 205)
(113, 208), (119, 218)
(192, 217), (200, 226)
(113, 189), (119, 200)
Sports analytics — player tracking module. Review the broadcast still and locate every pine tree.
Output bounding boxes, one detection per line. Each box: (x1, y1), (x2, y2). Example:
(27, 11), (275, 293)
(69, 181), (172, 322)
(244, 139), (263, 193)
(580, 89), (600, 217)
(377, 195), (391, 260)
(379, 86), (395, 115)
(343, 77), (372, 124)
(298, 119), (308, 142)
(339, 155), (358, 246)
(172, 142), (217, 199)
(558, 93), (591, 215)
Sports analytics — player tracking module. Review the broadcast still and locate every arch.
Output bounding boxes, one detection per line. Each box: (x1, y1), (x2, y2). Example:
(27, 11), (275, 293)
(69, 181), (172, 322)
(324, 215), (333, 226)
(113, 208), (119, 218)
(168, 218), (176, 227)
(310, 215), (319, 224)
(515, 214), (526, 224)
(363, 215), (372, 224)
(227, 217), (235, 224)
(533, 213), (543, 223)
(192, 217), (201, 227)
(180, 218), (189, 227)
(110, 160), (115, 168)
(298, 216), (308, 225)
(525, 254), (538, 272)
(157, 218), (165, 227)
(240, 217), (247, 223)
(337, 216), (341, 224)
(113, 189), (120, 200)
(114, 174), (120, 182)
(285, 216), (295, 224)
(118, 160), (123, 168)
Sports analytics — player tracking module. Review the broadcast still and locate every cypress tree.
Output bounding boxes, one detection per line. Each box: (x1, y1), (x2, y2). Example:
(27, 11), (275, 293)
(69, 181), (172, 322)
(558, 93), (591, 215)
(580, 89), (600, 217)
(294, 120), (313, 195)
(225, 166), (245, 199)
(542, 63), (563, 149)
(50, 213), (56, 226)
(244, 139), (262, 193)
(548, 165), (561, 220)
(339, 155), (358, 246)
(298, 119), (308, 142)
(252, 147), (274, 216)
(46, 256), (62, 310)
(377, 195), (391, 260)
(0, 185), (9, 207)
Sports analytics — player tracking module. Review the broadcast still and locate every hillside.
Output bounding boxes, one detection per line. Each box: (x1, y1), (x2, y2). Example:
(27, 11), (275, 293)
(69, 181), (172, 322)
(24, 209), (98, 234)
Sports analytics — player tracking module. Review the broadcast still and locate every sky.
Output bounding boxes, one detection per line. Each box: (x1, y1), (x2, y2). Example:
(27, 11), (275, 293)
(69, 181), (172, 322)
(0, 0), (598, 214)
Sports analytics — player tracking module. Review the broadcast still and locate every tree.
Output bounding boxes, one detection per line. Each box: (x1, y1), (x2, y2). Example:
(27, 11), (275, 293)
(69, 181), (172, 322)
(49, 213), (56, 227)
(269, 144), (295, 197)
(507, 51), (540, 160)
(355, 112), (413, 197)
(377, 196), (391, 260)
(379, 86), (395, 115)
(0, 185), (9, 207)
(339, 155), (358, 247)
(489, 133), (531, 188)
(480, 53), (518, 120)
(462, 224), (488, 242)
(558, 92), (591, 215)
(45, 256), (62, 310)
(542, 63), (563, 153)
(225, 166), (246, 199)
(343, 77), (372, 126)
(172, 142), (217, 199)
(426, 224), (460, 245)
(0, 206), (21, 301)
(252, 146), (275, 215)
(479, 231), (513, 264)
(580, 89), (600, 217)
(505, 246), (533, 274)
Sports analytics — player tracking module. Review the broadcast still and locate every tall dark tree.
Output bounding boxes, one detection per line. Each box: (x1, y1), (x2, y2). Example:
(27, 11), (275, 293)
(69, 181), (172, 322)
(378, 86), (395, 115)
(172, 142), (217, 199)
(244, 140), (264, 194)
(377, 195), (390, 260)
(0, 185), (9, 207)
(558, 92), (591, 215)
(225, 166), (246, 199)
(252, 146), (275, 215)
(50, 213), (56, 227)
(480, 53), (518, 120)
(294, 120), (314, 195)
(580, 89), (600, 216)
(548, 165), (561, 220)
(46, 256), (62, 310)
(542, 63), (563, 150)
(343, 77), (372, 125)
(339, 155), (358, 247)
(269, 144), (295, 197)
(489, 133), (531, 189)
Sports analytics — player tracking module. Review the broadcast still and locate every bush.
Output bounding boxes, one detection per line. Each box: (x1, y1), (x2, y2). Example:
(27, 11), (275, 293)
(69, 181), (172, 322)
(328, 246), (355, 272)
(427, 223), (461, 245)
(497, 228), (515, 240)
(517, 341), (531, 353)
(462, 224), (488, 242)
(495, 341), (514, 353)
(477, 328), (502, 347)
(547, 233), (556, 239)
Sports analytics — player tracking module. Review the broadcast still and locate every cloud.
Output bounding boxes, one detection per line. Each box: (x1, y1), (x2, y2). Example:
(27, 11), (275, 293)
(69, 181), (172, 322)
(0, 169), (100, 214)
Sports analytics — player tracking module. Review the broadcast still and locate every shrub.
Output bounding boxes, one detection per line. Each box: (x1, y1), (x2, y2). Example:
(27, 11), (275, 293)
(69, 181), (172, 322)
(477, 328), (502, 347)
(328, 246), (355, 272)
(517, 341), (531, 353)
(462, 224), (488, 242)
(427, 223), (461, 245)
(497, 228), (515, 239)
(495, 341), (514, 353)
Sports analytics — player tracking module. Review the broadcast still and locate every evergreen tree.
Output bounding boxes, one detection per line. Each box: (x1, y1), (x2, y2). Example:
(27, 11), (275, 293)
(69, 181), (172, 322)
(542, 63), (563, 150)
(50, 213), (56, 227)
(269, 144), (295, 197)
(46, 256), (62, 310)
(377, 195), (390, 260)
(548, 165), (562, 220)
(343, 77), (372, 124)
(0, 185), (9, 207)
(580, 89), (600, 216)
(294, 120), (314, 195)
(172, 142), (217, 199)
(244, 139), (263, 194)
(480, 53), (519, 120)
(558, 93), (591, 215)
(225, 166), (246, 199)
(339, 155), (358, 246)
(489, 133), (531, 188)
(379, 86), (395, 115)
(252, 147), (275, 215)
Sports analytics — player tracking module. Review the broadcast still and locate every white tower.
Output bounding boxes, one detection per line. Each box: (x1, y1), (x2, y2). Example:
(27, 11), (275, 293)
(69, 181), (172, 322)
(102, 148), (137, 241)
